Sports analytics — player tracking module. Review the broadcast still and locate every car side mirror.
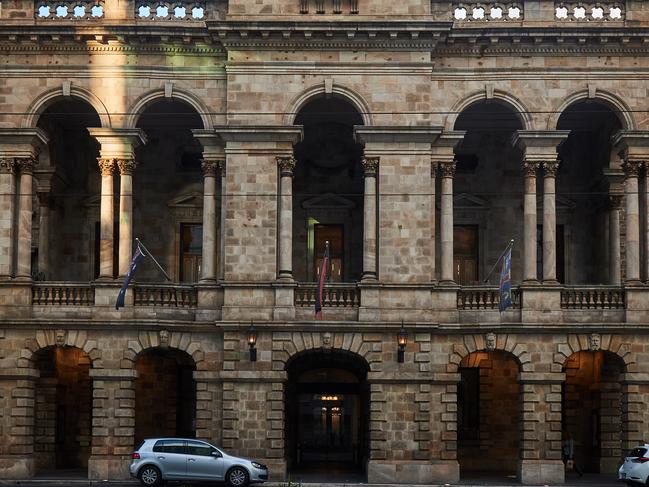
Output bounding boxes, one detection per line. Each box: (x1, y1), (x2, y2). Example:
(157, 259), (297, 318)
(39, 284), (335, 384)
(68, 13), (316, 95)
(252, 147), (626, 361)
(211, 451), (222, 458)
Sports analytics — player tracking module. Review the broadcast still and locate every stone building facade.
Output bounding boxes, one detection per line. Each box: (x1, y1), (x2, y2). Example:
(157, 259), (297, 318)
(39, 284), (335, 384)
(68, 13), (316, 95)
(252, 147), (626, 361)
(0, 0), (648, 484)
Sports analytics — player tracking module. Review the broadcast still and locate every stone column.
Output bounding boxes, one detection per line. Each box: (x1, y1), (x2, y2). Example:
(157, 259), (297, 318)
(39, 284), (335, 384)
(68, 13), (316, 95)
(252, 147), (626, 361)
(439, 160), (456, 283)
(522, 161), (539, 283)
(277, 156), (295, 280)
(431, 161), (438, 281)
(218, 160), (226, 281)
(623, 159), (641, 283)
(98, 158), (116, 279)
(16, 157), (36, 280)
(117, 159), (136, 278)
(645, 164), (649, 282)
(36, 192), (52, 279)
(362, 156), (379, 281)
(0, 158), (17, 278)
(200, 159), (218, 282)
(542, 160), (559, 283)
(608, 195), (623, 285)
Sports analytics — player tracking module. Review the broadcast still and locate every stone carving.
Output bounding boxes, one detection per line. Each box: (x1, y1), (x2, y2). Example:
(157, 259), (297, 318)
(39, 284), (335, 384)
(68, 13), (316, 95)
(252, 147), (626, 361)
(16, 157), (36, 175)
(589, 333), (601, 351)
(439, 161), (456, 178)
(200, 159), (218, 178)
(136, 1), (205, 20)
(485, 332), (496, 351)
(361, 157), (379, 176)
(97, 158), (115, 176)
(453, 2), (523, 21)
(159, 329), (170, 348)
(36, 0), (105, 19)
(117, 158), (137, 175)
(0, 158), (16, 174)
(522, 161), (540, 177)
(555, 2), (624, 22)
(622, 159), (641, 178)
(277, 156), (296, 177)
(55, 329), (66, 347)
(322, 332), (332, 348)
(543, 160), (560, 177)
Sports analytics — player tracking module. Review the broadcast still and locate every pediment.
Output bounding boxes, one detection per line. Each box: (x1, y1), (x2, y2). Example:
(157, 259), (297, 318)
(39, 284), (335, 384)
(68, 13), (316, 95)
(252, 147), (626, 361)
(167, 191), (203, 208)
(302, 192), (356, 209)
(453, 193), (489, 210)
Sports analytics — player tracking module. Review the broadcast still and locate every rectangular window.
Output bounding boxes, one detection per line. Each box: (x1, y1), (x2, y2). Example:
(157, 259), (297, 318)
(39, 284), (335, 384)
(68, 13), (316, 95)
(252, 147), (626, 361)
(180, 224), (202, 283)
(454, 225), (479, 285)
(313, 224), (343, 282)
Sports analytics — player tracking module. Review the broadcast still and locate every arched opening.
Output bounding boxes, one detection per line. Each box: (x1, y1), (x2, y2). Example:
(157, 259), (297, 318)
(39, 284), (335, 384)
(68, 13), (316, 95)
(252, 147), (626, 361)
(453, 102), (524, 284)
(285, 349), (369, 482)
(557, 101), (623, 284)
(457, 350), (520, 480)
(32, 346), (93, 474)
(35, 99), (101, 281)
(134, 348), (197, 446)
(135, 100), (205, 283)
(292, 97), (364, 283)
(562, 350), (625, 475)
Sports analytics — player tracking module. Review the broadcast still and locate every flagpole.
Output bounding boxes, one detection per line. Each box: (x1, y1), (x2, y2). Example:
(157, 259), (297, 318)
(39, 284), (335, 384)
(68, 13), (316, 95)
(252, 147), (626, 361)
(483, 239), (514, 283)
(135, 238), (172, 282)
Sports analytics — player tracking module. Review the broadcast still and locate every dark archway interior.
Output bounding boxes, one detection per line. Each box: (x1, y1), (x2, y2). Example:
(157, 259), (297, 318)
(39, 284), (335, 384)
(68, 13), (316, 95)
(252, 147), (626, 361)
(557, 102), (623, 284)
(292, 97), (365, 283)
(562, 350), (625, 473)
(134, 348), (197, 446)
(285, 349), (369, 481)
(36, 99), (101, 281)
(32, 346), (92, 472)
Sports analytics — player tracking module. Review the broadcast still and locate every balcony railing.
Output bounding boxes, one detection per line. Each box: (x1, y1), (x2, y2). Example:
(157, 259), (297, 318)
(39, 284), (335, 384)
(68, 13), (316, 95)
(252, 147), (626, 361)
(32, 283), (94, 305)
(134, 284), (198, 308)
(457, 286), (521, 310)
(295, 283), (360, 307)
(560, 286), (625, 309)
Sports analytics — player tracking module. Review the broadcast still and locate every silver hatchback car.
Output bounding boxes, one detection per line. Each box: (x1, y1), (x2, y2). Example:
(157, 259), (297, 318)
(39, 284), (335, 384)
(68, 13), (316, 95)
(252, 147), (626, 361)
(130, 438), (269, 487)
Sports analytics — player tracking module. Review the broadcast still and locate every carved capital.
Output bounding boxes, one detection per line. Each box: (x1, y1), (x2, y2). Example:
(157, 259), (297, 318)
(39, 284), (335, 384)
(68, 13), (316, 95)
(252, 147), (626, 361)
(0, 158), (16, 175)
(439, 160), (456, 178)
(622, 159), (641, 179)
(608, 194), (624, 210)
(218, 159), (226, 177)
(522, 161), (540, 178)
(16, 157), (36, 175)
(201, 159), (219, 178)
(97, 158), (116, 176)
(117, 158), (137, 175)
(362, 156), (379, 176)
(276, 156), (296, 177)
(543, 160), (560, 177)
(431, 161), (439, 177)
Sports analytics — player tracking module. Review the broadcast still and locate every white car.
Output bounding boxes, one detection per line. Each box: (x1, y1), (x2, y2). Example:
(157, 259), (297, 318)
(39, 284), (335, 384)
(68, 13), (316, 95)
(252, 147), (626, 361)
(619, 444), (649, 486)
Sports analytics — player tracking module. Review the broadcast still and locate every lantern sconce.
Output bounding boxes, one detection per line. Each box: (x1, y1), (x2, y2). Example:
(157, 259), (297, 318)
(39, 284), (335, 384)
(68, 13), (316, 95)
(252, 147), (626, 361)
(397, 322), (407, 363)
(248, 322), (257, 362)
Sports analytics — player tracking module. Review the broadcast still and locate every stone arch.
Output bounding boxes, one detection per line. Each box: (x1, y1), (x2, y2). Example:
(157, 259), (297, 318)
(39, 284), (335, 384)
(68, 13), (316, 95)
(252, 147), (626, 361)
(22, 86), (111, 129)
(272, 331), (380, 372)
(447, 333), (532, 373)
(552, 334), (635, 373)
(446, 89), (532, 131)
(286, 82), (373, 126)
(549, 89), (635, 131)
(123, 330), (206, 370)
(125, 88), (212, 129)
(20, 329), (102, 368)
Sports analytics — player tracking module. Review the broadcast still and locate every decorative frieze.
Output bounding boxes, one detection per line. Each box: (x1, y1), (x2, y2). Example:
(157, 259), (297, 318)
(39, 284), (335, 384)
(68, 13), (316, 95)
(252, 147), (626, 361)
(555, 2), (624, 21)
(36, 0), (104, 19)
(136, 0), (205, 20)
(453, 2), (523, 21)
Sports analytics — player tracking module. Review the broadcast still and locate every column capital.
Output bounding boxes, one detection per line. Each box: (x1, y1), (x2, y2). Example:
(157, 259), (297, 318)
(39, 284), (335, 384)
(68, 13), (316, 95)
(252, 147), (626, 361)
(117, 158), (137, 176)
(362, 156), (379, 176)
(16, 156), (37, 175)
(542, 160), (560, 177)
(608, 194), (624, 210)
(431, 160), (438, 177)
(201, 159), (220, 178)
(622, 159), (642, 179)
(439, 160), (456, 178)
(522, 160), (540, 178)
(276, 156), (296, 177)
(0, 158), (16, 174)
(97, 157), (116, 176)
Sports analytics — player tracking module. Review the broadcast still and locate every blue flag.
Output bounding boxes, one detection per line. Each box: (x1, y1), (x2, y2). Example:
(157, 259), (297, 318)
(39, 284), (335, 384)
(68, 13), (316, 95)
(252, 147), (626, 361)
(315, 242), (329, 319)
(499, 244), (513, 312)
(115, 244), (146, 310)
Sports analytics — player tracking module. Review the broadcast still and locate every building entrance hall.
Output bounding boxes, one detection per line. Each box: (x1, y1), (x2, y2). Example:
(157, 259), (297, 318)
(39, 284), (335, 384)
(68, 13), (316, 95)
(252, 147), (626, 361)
(285, 350), (369, 482)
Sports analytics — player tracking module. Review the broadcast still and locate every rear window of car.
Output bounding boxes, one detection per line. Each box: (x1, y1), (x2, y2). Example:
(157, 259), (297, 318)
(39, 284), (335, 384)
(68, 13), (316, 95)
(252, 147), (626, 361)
(629, 448), (647, 458)
(153, 440), (185, 454)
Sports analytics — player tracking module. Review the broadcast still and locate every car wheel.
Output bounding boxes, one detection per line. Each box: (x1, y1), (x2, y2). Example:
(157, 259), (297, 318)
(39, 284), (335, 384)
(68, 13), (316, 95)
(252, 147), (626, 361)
(138, 465), (162, 487)
(227, 466), (250, 487)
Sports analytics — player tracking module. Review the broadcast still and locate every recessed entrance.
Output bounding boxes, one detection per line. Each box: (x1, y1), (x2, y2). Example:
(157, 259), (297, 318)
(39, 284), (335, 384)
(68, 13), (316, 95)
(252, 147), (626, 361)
(285, 350), (369, 482)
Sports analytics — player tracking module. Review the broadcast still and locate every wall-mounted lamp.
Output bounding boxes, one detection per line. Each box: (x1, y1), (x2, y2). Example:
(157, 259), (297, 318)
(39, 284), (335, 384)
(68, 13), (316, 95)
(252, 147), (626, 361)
(397, 322), (407, 363)
(247, 322), (257, 362)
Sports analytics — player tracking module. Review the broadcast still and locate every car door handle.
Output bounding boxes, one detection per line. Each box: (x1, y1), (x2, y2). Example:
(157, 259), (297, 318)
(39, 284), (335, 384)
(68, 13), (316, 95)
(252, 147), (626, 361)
(188, 458), (196, 462)
(157, 456), (165, 460)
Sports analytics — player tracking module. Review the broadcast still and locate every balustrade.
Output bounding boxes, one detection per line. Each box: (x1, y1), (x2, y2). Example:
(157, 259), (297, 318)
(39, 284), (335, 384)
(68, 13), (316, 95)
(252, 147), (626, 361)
(133, 284), (198, 307)
(555, 2), (624, 21)
(457, 286), (521, 310)
(32, 283), (94, 305)
(560, 286), (625, 309)
(136, 0), (205, 19)
(36, 0), (104, 19)
(453, 2), (523, 21)
(295, 283), (360, 307)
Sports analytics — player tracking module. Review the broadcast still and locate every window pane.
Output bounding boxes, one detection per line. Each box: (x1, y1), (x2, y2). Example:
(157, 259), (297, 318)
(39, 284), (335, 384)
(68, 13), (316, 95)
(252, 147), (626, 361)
(186, 441), (214, 456)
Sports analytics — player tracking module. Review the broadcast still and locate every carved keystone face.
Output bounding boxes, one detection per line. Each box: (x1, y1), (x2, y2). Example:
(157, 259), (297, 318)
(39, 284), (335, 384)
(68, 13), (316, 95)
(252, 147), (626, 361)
(589, 333), (601, 351)
(322, 332), (332, 348)
(485, 332), (496, 351)
(55, 329), (66, 347)
(159, 329), (170, 347)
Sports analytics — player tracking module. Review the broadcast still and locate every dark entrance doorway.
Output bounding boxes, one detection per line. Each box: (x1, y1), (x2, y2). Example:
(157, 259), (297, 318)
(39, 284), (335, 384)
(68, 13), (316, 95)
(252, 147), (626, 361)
(285, 350), (369, 482)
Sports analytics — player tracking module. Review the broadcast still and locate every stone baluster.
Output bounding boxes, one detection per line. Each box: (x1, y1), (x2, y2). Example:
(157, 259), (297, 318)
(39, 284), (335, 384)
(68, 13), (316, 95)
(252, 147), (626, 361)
(542, 160), (559, 283)
(277, 156), (295, 280)
(0, 158), (17, 278)
(522, 161), (540, 283)
(16, 157), (36, 280)
(200, 159), (218, 282)
(117, 159), (136, 277)
(98, 158), (116, 279)
(608, 195), (623, 285)
(439, 160), (456, 283)
(362, 156), (379, 281)
(623, 159), (641, 283)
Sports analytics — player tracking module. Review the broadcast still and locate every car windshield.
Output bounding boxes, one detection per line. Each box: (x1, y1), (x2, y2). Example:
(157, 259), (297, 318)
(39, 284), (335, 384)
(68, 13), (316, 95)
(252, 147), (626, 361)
(628, 447), (648, 458)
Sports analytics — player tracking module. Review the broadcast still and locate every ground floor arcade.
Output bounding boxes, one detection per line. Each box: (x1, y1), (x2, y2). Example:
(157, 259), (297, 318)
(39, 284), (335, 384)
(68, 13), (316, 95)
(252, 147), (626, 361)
(0, 325), (647, 485)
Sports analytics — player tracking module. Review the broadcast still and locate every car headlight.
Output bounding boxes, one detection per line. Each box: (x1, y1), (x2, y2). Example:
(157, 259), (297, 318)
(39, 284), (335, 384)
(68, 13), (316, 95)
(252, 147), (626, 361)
(251, 462), (267, 470)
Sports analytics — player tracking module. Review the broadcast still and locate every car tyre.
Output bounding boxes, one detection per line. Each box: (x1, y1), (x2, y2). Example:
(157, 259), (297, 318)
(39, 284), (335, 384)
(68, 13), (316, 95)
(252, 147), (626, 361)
(138, 465), (162, 487)
(227, 466), (250, 487)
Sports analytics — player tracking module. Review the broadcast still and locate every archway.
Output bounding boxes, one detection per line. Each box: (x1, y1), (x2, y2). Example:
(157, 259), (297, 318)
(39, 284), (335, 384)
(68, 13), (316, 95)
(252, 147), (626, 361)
(562, 350), (625, 474)
(292, 97), (365, 283)
(32, 346), (93, 473)
(285, 349), (370, 481)
(453, 102), (524, 284)
(557, 101), (623, 284)
(134, 348), (197, 446)
(457, 350), (520, 479)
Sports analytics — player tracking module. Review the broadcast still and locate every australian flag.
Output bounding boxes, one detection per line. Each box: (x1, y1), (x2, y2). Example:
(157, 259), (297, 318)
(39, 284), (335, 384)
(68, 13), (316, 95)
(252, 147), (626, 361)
(499, 244), (513, 312)
(314, 242), (329, 320)
(115, 244), (146, 310)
